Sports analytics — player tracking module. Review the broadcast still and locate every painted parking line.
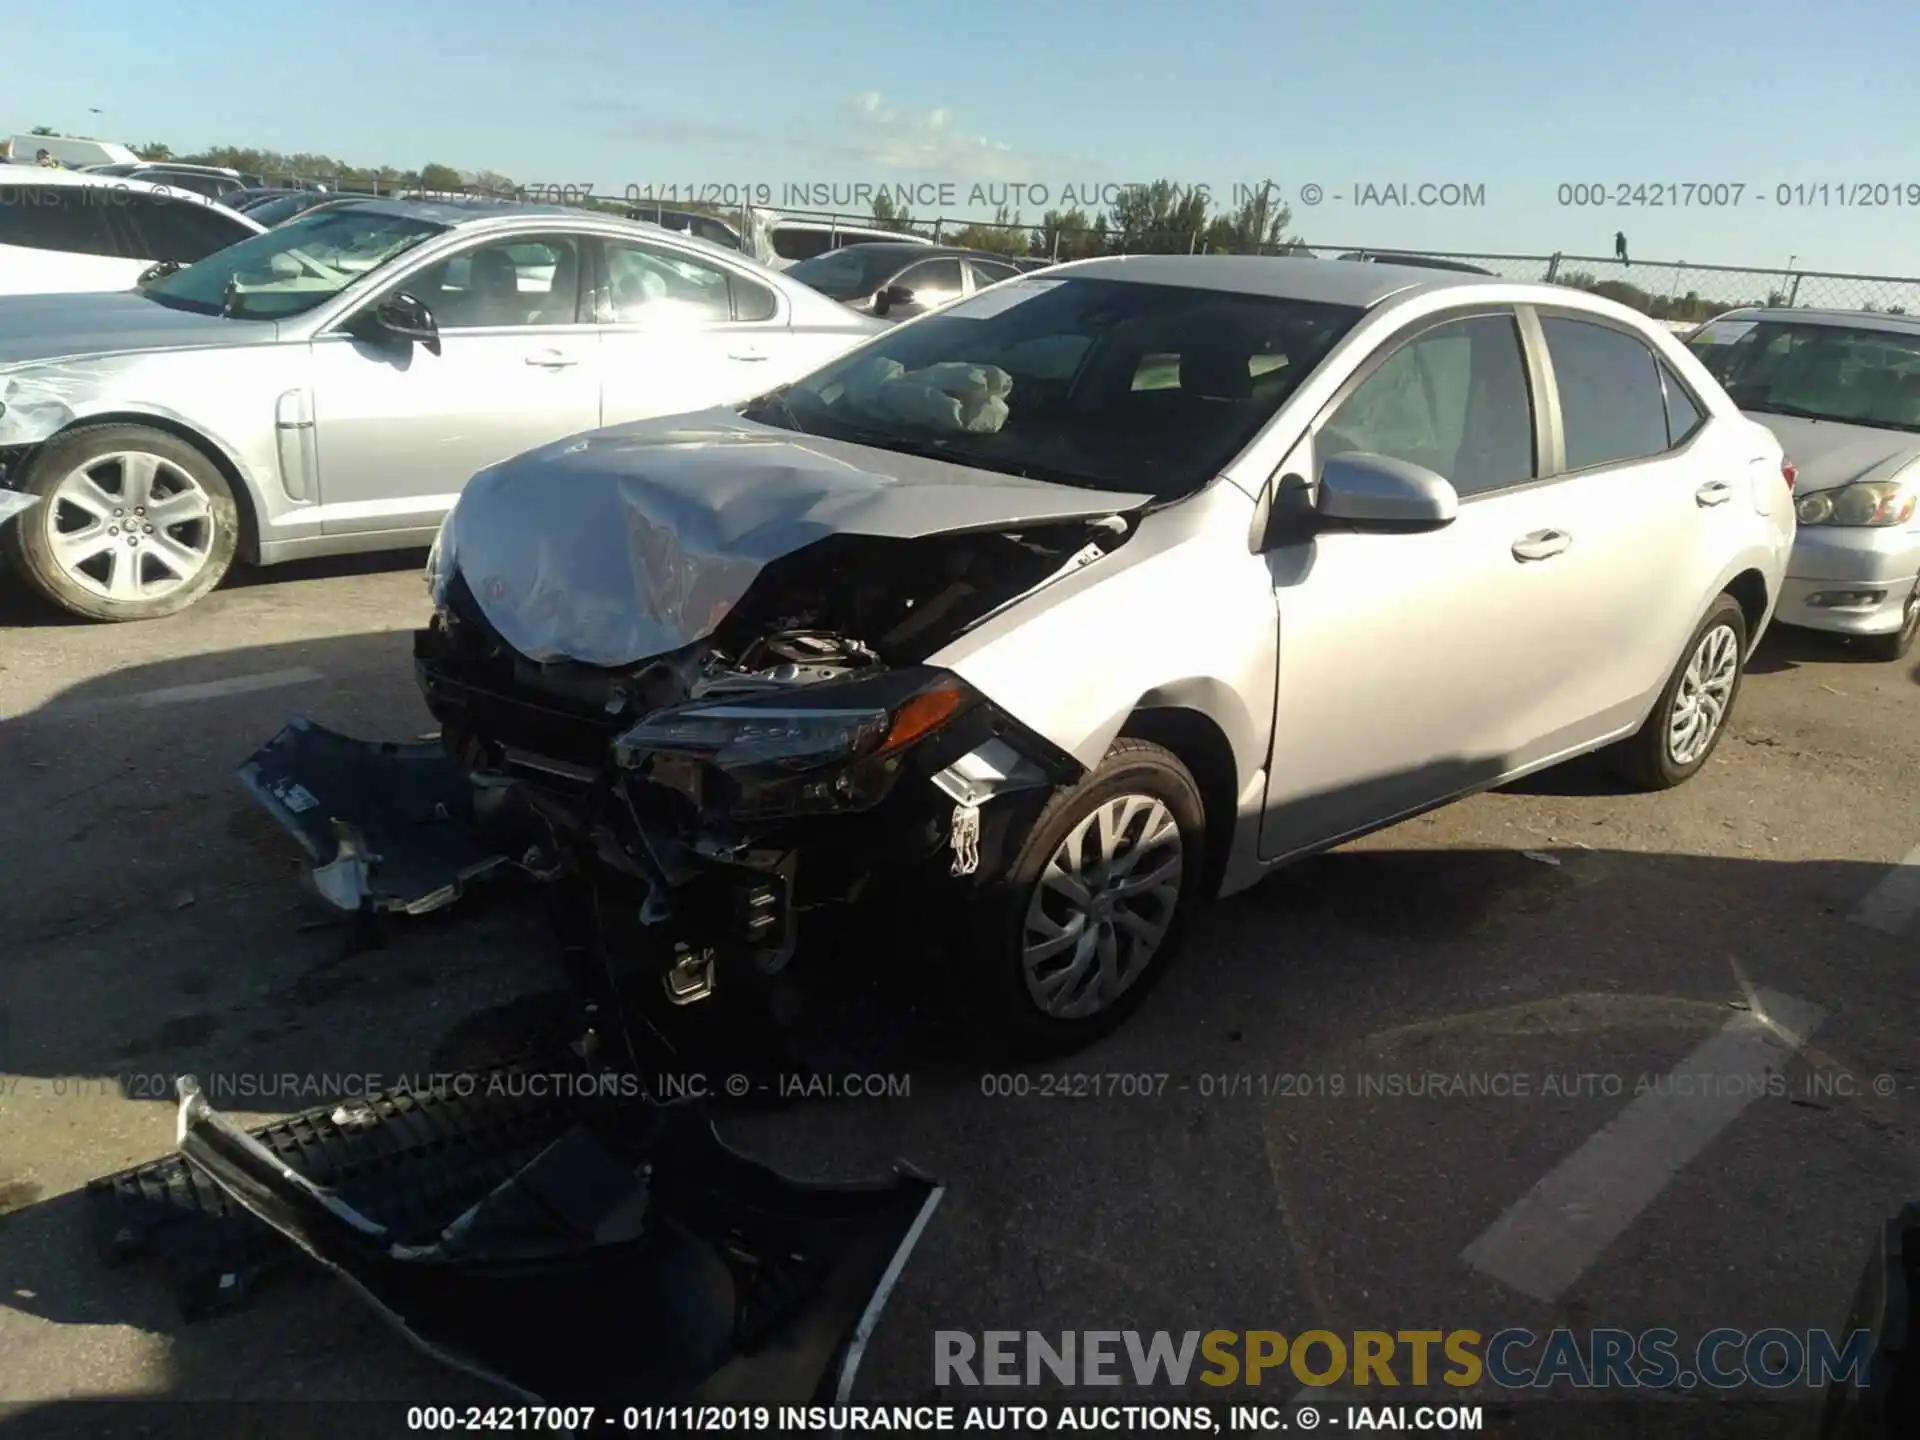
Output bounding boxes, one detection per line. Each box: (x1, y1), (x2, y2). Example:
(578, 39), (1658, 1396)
(22, 667), (324, 721)
(1849, 842), (1920, 938)
(1460, 989), (1824, 1303)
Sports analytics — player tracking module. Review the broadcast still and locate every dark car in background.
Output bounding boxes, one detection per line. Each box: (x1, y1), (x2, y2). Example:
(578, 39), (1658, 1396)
(234, 189), (338, 227)
(785, 242), (1039, 319)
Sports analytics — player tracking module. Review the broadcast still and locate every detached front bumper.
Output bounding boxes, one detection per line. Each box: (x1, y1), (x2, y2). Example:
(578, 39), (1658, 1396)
(1778, 524), (1920, 636)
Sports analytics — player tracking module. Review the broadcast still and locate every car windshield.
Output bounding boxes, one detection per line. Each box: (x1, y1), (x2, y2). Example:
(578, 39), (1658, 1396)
(139, 206), (447, 320)
(786, 248), (915, 301)
(1689, 318), (1920, 432)
(742, 276), (1364, 497)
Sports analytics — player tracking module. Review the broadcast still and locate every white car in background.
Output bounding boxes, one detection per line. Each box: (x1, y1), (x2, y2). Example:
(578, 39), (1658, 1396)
(0, 168), (264, 295)
(1691, 307), (1920, 659)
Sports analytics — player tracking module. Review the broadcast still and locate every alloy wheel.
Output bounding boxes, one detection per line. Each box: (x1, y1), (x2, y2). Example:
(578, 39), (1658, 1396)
(45, 451), (216, 603)
(1021, 793), (1184, 1020)
(1667, 622), (1740, 766)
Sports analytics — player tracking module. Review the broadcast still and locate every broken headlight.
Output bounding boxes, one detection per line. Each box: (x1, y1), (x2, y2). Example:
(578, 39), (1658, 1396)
(613, 671), (977, 820)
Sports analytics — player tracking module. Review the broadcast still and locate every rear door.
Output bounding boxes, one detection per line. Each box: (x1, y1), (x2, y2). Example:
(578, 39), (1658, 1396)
(592, 232), (793, 424)
(1526, 309), (1738, 726)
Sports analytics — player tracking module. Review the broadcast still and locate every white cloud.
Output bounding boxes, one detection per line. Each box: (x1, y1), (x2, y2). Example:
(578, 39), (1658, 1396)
(830, 92), (1048, 182)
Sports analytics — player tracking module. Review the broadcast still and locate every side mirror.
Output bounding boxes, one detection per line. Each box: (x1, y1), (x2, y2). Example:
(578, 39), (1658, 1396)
(873, 283), (917, 318)
(1316, 452), (1458, 529)
(137, 259), (183, 285)
(359, 292), (441, 355)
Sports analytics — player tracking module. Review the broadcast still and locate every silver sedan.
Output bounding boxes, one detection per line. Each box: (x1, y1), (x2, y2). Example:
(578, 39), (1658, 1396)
(401, 257), (1798, 1050)
(0, 198), (882, 620)
(1690, 307), (1920, 660)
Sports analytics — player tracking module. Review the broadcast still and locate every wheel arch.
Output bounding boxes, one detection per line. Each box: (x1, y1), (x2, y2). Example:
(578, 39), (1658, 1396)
(1115, 704), (1239, 902)
(1722, 567), (1771, 651)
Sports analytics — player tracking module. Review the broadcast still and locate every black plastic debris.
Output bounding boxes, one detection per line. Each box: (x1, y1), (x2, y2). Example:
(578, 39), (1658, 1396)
(86, 1061), (577, 1318)
(238, 717), (511, 915)
(172, 1078), (943, 1405)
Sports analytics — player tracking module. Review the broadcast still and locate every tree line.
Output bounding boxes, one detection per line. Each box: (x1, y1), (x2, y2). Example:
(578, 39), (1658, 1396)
(37, 129), (1897, 319)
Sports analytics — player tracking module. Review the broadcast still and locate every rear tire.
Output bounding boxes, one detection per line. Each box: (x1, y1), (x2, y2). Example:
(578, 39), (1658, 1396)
(4, 424), (238, 621)
(968, 738), (1207, 1058)
(1610, 593), (1748, 791)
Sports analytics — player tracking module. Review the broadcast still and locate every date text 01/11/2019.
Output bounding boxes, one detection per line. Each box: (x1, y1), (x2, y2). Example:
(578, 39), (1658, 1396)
(1558, 181), (1920, 207)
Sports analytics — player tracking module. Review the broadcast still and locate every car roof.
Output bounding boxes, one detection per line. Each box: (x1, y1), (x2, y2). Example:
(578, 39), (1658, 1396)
(816, 242), (1019, 261)
(1041, 254), (1505, 308)
(1708, 306), (1920, 337)
(327, 196), (772, 267)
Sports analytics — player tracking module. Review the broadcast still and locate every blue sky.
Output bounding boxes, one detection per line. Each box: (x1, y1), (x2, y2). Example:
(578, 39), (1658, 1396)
(14, 0), (1920, 274)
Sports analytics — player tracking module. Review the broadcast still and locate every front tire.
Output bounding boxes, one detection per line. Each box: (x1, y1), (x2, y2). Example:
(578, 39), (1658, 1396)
(971, 738), (1207, 1057)
(1859, 580), (1919, 662)
(1610, 593), (1749, 790)
(3, 424), (239, 621)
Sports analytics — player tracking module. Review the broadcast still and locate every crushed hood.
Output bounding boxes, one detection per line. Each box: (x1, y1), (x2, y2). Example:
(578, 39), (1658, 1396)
(433, 410), (1151, 668)
(1747, 412), (1920, 494)
(0, 289), (279, 370)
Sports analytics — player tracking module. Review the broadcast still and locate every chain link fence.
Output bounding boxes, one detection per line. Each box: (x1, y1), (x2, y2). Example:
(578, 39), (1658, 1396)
(253, 183), (1920, 320)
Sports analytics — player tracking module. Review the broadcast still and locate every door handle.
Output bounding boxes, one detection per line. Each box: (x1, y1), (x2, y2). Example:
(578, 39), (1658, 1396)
(727, 347), (770, 361)
(1695, 480), (1733, 507)
(524, 350), (579, 369)
(1511, 528), (1572, 562)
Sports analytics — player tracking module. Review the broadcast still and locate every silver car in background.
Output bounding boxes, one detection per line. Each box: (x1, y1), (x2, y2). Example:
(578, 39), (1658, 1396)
(1690, 307), (1920, 659)
(0, 198), (882, 620)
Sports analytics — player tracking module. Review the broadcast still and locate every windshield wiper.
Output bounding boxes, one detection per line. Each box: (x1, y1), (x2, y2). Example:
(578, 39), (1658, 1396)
(1747, 400), (1920, 431)
(740, 384), (807, 434)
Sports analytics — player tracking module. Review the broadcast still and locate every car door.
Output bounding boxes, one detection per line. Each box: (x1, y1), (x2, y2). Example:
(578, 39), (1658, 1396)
(308, 231), (600, 537)
(1528, 309), (1744, 718)
(1259, 309), (1618, 860)
(593, 233), (792, 425)
(0, 184), (146, 293)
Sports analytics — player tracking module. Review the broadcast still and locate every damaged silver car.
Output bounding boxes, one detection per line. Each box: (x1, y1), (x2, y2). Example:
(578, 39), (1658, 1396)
(252, 257), (1795, 1053)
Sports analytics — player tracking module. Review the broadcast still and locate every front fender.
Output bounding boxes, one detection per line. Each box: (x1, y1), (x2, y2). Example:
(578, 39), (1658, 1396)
(931, 485), (1276, 786)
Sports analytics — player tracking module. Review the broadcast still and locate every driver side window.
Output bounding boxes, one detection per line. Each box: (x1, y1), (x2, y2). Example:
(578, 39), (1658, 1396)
(1319, 313), (1534, 497)
(403, 235), (585, 330)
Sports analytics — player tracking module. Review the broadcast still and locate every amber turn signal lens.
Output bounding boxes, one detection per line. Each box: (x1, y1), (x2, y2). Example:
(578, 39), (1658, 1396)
(879, 682), (971, 754)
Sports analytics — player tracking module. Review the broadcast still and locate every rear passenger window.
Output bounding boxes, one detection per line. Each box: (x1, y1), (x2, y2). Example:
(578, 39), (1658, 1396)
(1660, 362), (1705, 446)
(117, 196), (254, 263)
(1542, 317), (1671, 470)
(0, 186), (123, 257)
(730, 274), (777, 322)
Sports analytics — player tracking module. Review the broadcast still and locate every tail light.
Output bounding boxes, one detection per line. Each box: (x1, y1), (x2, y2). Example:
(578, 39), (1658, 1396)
(1782, 457), (1797, 490)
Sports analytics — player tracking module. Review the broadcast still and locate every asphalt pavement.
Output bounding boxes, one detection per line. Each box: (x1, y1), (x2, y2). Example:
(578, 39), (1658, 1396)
(0, 552), (1917, 1435)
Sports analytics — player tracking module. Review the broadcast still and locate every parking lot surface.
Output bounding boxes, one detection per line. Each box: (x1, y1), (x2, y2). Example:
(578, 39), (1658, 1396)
(1, 553), (1917, 1431)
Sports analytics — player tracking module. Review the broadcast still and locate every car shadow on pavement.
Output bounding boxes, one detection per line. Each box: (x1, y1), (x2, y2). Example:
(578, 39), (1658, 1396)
(1, 629), (1917, 1423)
(1745, 623), (1890, 674)
(0, 548), (428, 627)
